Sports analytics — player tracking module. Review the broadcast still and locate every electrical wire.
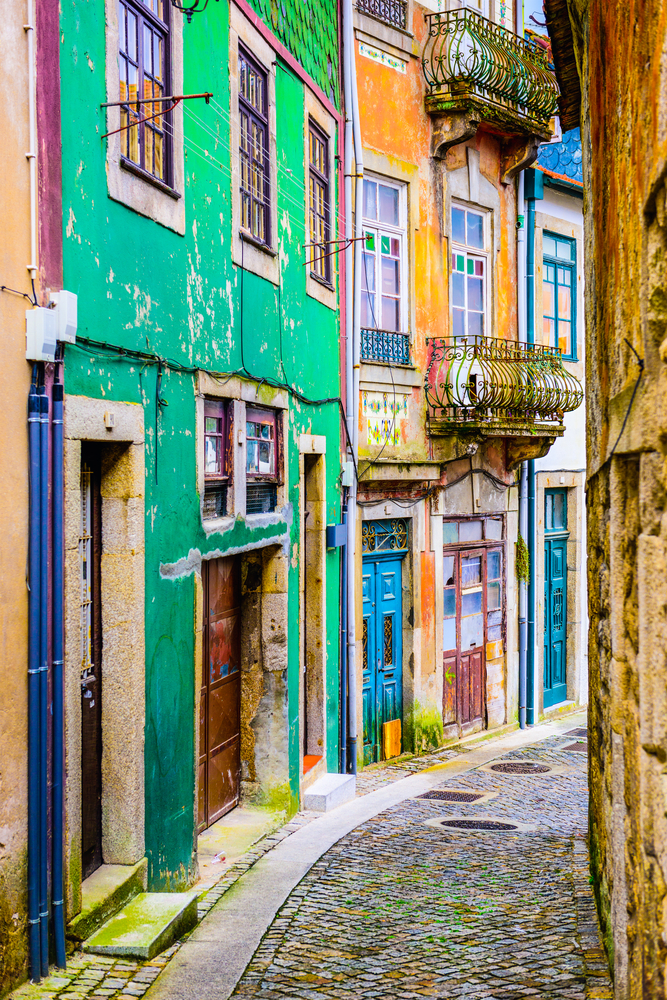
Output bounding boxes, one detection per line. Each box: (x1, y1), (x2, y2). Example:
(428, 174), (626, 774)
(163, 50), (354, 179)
(607, 338), (644, 461)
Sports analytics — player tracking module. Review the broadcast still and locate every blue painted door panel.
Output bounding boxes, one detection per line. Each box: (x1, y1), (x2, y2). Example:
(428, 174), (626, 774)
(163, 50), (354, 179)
(544, 535), (568, 707)
(362, 556), (403, 764)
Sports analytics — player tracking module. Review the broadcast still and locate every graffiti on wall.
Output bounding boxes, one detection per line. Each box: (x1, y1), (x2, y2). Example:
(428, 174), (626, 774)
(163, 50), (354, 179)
(363, 391), (409, 447)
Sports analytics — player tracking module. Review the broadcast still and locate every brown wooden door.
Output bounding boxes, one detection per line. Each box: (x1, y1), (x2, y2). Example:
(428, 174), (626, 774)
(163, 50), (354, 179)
(199, 557), (241, 832)
(80, 446), (103, 879)
(442, 546), (486, 735)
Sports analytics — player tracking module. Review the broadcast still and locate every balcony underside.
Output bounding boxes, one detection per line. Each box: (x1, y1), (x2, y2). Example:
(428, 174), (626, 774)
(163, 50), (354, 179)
(425, 89), (553, 142)
(428, 417), (564, 467)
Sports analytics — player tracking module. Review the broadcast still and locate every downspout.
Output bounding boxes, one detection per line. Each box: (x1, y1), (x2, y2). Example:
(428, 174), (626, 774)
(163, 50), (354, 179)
(52, 370), (66, 968)
(27, 370), (41, 980)
(525, 167), (543, 726)
(343, 0), (362, 775)
(38, 383), (50, 976)
(517, 170), (527, 729)
(340, 497), (348, 774)
(25, 0), (37, 282)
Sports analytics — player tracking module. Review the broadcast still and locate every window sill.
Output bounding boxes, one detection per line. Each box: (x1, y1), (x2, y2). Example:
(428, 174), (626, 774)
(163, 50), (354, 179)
(239, 230), (277, 257)
(309, 271), (335, 292)
(120, 157), (181, 200)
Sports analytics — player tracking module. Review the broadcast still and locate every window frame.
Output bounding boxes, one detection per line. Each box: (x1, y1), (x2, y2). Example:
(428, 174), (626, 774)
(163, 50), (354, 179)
(542, 231), (577, 361)
(203, 398), (232, 521)
(361, 173), (408, 335)
(307, 118), (332, 285)
(245, 405), (280, 483)
(118, 0), (173, 188)
(442, 517), (506, 654)
(238, 45), (271, 248)
(450, 202), (489, 342)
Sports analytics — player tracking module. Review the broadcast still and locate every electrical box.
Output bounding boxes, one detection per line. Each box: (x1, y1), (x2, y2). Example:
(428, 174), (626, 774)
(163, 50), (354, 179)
(341, 460), (354, 488)
(26, 307), (57, 362)
(49, 289), (78, 343)
(326, 523), (346, 549)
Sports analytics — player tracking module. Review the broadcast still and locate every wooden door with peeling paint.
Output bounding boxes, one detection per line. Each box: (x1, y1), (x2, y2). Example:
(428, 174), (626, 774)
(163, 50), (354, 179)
(199, 557), (241, 832)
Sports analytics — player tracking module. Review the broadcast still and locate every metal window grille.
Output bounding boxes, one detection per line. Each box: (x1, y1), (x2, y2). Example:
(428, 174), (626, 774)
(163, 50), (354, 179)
(239, 49), (270, 244)
(356, 0), (407, 30)
(246, 483), (278, 514)
(203, 482), (228, 519)
(361, 328), (410, 364)
(118, 0), (171, 183)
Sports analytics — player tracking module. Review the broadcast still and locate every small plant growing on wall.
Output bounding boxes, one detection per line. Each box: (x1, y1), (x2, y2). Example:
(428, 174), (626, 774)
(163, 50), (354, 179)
(515, 532), (530, 584)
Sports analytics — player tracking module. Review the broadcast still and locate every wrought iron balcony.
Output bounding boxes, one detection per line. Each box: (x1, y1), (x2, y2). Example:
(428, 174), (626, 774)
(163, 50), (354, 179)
(356, 0), (407, 31)
(425, 336), (582, 433)
(361, 328), (411, 365)
(422, 10), (559, 137)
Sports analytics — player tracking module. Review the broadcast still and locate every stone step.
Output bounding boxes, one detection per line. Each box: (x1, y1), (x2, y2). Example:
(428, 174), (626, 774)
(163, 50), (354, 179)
(83, 891), (198, 960)
(67, 859), (147, 944)
(303, 773), (356, 812)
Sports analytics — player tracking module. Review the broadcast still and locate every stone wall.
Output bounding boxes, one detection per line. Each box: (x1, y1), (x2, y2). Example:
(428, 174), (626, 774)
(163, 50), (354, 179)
(563, 0), (667, 994)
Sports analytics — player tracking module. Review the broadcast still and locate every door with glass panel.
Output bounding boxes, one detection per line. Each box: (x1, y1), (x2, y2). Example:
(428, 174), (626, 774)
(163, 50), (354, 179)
(442, 518), (504, 736)
(543, 490), (569, 708)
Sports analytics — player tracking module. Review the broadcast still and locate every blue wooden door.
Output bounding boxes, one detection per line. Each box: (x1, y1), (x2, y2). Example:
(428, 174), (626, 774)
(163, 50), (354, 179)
(362, 556), (403, 764)
(544, 490), (568, 708)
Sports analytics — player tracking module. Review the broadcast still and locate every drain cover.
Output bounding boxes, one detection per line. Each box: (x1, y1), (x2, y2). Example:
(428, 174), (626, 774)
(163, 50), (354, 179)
(490, 761), (552, 774)
(563, 741), (588, 753)
(565, 727), (587, 738)
(418, 790), (484, 803)
(439, 818), (518, 831)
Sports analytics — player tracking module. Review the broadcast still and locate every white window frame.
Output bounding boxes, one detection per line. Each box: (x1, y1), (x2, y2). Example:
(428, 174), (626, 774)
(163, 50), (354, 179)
(450, 201), (490, 341)
(361, 173), (408, 335)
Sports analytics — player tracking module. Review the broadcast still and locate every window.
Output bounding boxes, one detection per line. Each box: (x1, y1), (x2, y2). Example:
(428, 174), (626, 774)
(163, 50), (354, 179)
(543, 233), (576, 359)
(361, 177), (406, 333)
(203, 399), (230, 519)
(451, 205), (487, 340)
(239, 48), (270, 245)
(246, 407), (278, 513)
(545, 488), (567, 531)
(308, 121), (331, 283)
(118, 0), (171, 184)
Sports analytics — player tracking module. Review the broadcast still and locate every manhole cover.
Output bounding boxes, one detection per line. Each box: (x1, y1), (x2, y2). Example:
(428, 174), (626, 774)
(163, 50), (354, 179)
(490, 761), (552, 774)
(418, 790), (484, 803)
(563, 741), (588, 752)
(565, 727), (587, 738)
(439, 818), (518, 831)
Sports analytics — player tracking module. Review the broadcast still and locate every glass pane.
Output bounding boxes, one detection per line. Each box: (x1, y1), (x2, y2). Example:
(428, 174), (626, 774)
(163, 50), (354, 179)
(468, 276), (483, 312)
(453, 309), (465, 338)
(379, 184), (399, 226)
(452, 207), (466, 244)
(443, 554), (455, 585)
(543, 235), (556, 257)
(381, 296), (400, 332)
(466, 212), (484, 249)
(363, 180), (377, 220)
(452, 272), (465, 308)
(456, 254), (464, 272)
(143, 24), (152, 74)
(205, 436), (221, 475)
(381, 257), (399, 294)
(558, 285), (572, 320)
(543, 281), (555, 318)
(467, 258), (474, 275)
(487, 624), (502, 641)
(461, 555), (482, 586)
(558, 322), (571, 356)
(468, 311), (483, 338)
(461, 613), (483, 648)
(205, 417), (218, 433)
(443, 616), (457, 651)
(443, 522), (458, 545)
(444, 589), (456, 617)
(462, 589), (483, 615)
(553, 492), (566, 528)
(545, 493), (553, 530)
(361, 292), (376, 328)
(361, 251), (376, 291)
(487, 582), (501, 611)
(557, 240), (572, 260)
(119, 4), (126, 50)
(543, 317), (555, 346)
(485, 518), (502, 540)
(364, 231), (375, 251)
(246, 439), (259, 474)
(459, 520), (483, 541)
(488, 608), (502, 626)
(488, 551), (501, 581)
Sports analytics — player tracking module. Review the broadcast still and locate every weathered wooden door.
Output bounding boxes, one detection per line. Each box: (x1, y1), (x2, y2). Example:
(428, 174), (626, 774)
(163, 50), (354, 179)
(544, 491), (569, 708)
(199, 557), (241, 832)
(362, 556), (403, 764)
(442, 547), (486, 735)
(80, 446), (103, 880)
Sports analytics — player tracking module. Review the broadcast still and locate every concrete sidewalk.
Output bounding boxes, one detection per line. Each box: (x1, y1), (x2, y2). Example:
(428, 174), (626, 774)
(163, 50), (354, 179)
(146, 714), (588, 1000)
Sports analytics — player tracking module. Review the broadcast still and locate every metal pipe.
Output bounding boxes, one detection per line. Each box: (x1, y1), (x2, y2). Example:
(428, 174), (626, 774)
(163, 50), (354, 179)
(27, 370), (41, 980)
(340, 499), (348, 774)
(518, 462), (528, 729)
(25, 0), (37, 280)
(51, 377), (66, 967)
(38, 385), (50, 975)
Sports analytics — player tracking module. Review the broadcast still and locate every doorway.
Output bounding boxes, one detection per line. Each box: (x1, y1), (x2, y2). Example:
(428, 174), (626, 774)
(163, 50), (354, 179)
(199, 557), (241, 832)
(544, 490), (569, 708)
(80, 445), (103, 880)
(442, 518), (504, 736)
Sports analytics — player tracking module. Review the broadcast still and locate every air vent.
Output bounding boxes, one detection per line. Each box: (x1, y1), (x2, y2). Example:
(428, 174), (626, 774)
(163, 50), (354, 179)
(247, 483), (277, 514)
(438, 818), (518, 831)
(418, 790), (484, 803)
(203, 482), (228, 519)
(562, 741), (588, 753)
(489, 761), (552, 775)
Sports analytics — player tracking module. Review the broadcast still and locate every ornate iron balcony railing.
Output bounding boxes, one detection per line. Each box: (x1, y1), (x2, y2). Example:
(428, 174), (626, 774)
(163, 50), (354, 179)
(424, 336), (582, 425)
(361, 329), (411, 365)
(422, 10), (559, 134)
(356, 0), (407, 31)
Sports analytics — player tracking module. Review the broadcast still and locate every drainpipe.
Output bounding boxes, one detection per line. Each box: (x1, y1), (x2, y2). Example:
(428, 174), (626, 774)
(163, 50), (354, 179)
(525, 167), (543, 726)
(38, 383), (50, 976)
(340, 498), (348, 774)
(27, 370), (41, 980)
(52, 372), (66, 968)
(517, 171), (527, 729)
(343, 0), (362, 775)
(25, 0), (37, 282)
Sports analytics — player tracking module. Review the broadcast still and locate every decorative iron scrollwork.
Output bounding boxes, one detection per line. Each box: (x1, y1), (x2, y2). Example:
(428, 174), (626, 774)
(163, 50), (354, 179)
(383, 616), (393, 666)
(362, 518), (409, 553)
(552, 587), (563, 630)
(356, 0), (407, 30)
(363, 618), (369, 670)
(361, 329), (411, 365)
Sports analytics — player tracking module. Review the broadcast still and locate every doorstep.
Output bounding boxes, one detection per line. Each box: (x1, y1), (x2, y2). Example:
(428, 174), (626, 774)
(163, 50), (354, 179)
(83, 891), (198, 960)
(541, 700), (582, 721)
(303, 773), (356, 812)
(196, 805), (284, 888)
(67, 859), (147, 944)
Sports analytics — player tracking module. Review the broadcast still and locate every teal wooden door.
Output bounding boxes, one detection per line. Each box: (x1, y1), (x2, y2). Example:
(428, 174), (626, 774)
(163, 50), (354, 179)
(362, 556), (403, 764)
(544, 490), (569, 708)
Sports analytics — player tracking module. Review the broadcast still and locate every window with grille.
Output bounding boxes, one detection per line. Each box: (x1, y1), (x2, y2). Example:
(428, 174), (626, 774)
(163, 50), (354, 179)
(203, 399), (230, 519)
(239, 48), (270, 245)
(118, 0), (171, 184)
(361, 176), (407, 334)
(451, 205), (488, 340)
(543, 233), (576, 359)
(308, 120), (331, 283)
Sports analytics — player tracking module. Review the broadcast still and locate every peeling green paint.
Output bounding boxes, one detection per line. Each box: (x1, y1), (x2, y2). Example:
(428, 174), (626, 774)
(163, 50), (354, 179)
(404, 702), (445, 754)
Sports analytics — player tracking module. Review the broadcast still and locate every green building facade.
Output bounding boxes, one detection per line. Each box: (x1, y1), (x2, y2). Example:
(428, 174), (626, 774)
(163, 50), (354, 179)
(58, 0), (343, 906)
